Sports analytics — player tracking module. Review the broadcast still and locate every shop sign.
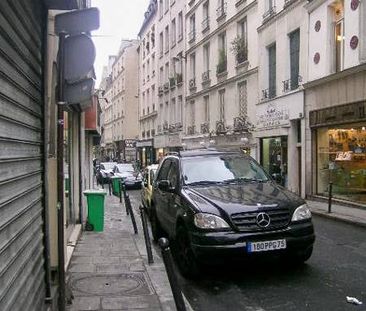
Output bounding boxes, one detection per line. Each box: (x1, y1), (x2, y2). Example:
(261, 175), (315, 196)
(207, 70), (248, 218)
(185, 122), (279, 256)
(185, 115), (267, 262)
(136, 140), (153, 147)
(309, 101), (366, 128)
(256, 103), (290, 129)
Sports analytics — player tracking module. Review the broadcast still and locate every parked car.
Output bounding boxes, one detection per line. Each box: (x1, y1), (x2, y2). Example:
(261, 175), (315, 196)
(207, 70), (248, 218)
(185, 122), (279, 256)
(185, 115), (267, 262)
(141, 164), (159, 212)
(150, 148), (315, 278)
(113, 163), (143, 189)
(96, 162), (117, 185)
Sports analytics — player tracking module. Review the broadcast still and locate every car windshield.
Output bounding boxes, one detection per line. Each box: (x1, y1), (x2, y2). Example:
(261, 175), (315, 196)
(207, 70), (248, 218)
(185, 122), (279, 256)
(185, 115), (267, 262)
(182, 155), (269, 185)
(117, 164), (134, 172)
(102, 162), (116, 170)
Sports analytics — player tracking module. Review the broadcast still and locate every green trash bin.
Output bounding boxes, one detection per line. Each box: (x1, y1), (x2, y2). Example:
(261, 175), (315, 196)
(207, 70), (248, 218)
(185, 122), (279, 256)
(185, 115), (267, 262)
(111, 176), (122, 196)
(83, 189), (107, 232)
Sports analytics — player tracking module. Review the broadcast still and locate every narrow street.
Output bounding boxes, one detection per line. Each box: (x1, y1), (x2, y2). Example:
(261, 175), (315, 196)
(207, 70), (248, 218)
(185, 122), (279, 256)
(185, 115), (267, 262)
(128, 190), (366, 311)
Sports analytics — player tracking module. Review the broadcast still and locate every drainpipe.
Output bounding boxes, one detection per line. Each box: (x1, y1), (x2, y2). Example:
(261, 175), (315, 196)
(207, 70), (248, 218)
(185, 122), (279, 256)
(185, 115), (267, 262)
(57, 32), (66, 311)
(79, 112), (83, 224)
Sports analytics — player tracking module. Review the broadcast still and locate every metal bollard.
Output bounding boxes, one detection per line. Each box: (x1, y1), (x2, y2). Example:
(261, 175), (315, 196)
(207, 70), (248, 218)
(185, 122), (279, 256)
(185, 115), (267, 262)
(126, 194), (138, 234)
(328, 182), (333, 213)
(108, 179), (112, 196)
(158, 238), (187, 311)
(119, 179), (122, 203)
(122, 183), (129, 215)
(139, 205), (154, 264)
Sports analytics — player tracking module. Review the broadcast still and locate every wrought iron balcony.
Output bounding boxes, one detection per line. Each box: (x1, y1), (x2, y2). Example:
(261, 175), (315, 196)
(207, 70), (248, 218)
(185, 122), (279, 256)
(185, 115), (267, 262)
(158, 86), (164, 96)
(164, 82), (170, 92)
(188, 29), (196, 43)
(282, 75), (302, 93)
(233, 116), (254, 132)
(201, 17), (210, 32)
(202, 70), (210, 83)
(176, 73), (183, 85)
(168, 123), (176, 133)
(216, 120), (227, 135)
(201, 122), (209, 134)
(169, 77), (176, 88)
(189, 78), (196, 90)
(187, 125), (195, 135)
(216, 2), (227, 20)
(163, 121), (169, 131)
(262, 87), (276, 100)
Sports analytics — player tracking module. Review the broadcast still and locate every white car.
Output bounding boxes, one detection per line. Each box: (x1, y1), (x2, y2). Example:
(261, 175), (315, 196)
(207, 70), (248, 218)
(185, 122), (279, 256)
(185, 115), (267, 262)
(96, 162), (117, 184)
(113, 163), (143, 188)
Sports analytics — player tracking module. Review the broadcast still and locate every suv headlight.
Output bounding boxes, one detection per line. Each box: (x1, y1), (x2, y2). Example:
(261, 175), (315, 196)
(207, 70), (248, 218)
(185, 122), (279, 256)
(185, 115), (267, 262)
(291, 204), (311, 222)
(194, 213), (230, 229)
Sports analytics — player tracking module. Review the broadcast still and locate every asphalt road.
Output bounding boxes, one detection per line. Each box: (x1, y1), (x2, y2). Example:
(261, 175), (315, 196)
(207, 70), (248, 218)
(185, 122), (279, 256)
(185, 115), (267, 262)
(128, 190), (366, 311)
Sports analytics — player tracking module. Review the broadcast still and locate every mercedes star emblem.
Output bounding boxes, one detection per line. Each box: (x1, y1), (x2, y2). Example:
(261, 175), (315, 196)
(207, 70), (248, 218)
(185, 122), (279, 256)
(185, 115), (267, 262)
(256, 212), (271, 228)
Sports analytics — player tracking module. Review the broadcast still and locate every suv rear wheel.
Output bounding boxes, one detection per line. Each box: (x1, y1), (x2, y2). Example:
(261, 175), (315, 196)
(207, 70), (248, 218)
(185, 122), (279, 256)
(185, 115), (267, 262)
(174, 225), (200, 278)
(150, 208), (164, 242)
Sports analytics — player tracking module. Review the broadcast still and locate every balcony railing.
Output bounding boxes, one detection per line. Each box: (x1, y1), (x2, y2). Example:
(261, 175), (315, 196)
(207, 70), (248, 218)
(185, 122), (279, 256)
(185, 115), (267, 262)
(189, 78), (196, 90)
(188, 29), (196, 43)
(216, 2), (227, 20)
(263, 5), (276, 20)
(201, 17), (210, 32)
(216, 59), (227, 74)
(158, 86), (164, 96)
(202, 70), (210, 83)
(176, 73), (183, 85)
(164, 82), (170, 92)
(169, 77), (176, 88)
(163, 121), (169, 131)
(187, 125), (195, 135)
(262, 87), (276, 100)
(216, 120), (227, 135)
(201, 122), (210, 134)
(233, 116), (254, 132)
(284, 0), (297, 8)
(282, 75), (302, 93)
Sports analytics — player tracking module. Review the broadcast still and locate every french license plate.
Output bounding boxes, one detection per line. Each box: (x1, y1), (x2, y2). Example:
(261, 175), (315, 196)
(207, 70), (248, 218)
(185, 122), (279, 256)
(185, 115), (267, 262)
(247, 239), (286, 253)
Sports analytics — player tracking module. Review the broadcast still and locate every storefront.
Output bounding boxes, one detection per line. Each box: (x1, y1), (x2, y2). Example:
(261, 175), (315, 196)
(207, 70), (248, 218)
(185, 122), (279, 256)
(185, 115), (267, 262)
(136, 139), (155, 168)
(310, 102), (366, 204)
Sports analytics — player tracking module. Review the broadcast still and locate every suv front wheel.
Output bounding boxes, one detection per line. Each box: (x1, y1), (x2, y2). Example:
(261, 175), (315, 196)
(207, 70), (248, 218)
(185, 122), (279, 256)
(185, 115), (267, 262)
(173, 225), (200, 278)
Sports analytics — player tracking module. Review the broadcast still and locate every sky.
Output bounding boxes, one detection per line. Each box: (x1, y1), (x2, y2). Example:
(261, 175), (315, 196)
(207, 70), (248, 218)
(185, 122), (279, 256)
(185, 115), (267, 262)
(91, 0), (150, 86)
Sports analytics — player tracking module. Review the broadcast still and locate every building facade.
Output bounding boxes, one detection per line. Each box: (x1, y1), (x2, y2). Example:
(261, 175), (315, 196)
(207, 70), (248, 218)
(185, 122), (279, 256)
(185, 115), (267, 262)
(256, 0), (308, 195)
(182, 0), (259, 155)
(137, 0), (159, 167)
(304, 0), (366, 205)
(153, 0), (186, 159)
(111, 40), (139, 162)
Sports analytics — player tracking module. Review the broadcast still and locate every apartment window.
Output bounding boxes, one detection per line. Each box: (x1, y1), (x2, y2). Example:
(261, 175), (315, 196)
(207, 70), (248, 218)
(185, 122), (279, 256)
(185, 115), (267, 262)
(165, 62), (169, 82)
(177, 95), (182, 123)
(236, 18), (248, 63)
(165, 26), (169, 52)
(165, 0), (169, 13)
(263, 0), (276, 19)
(189, 14), (196, 42)
(289, 29), (300, 90)
(268, 44), (276, 98)
(151, 26), (155, 48)
(217, 32), (227, 74)
(165, 101), (169, 124)
(202, 44), (210, 82)
(238, 81), (247, 118)
(190, 53), (196, 81)
(159, 32), (163, 56)
(190, 100), (195, 126)
(171, 98), (176, 124)
(178, 11), (183, 41)
(204, 95), (210, 122)
(159, 0), (163, 18)
(334, 2), (344, 72)
(152, 54), (156, 76)
(171, 18), (176, 46)
(202, 1), (210, 31)
(219, 89), (225, 122)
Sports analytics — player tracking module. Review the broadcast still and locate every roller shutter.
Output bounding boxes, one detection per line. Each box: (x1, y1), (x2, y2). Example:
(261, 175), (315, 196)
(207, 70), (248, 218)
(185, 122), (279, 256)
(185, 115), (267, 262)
(0, 1), (47, 310)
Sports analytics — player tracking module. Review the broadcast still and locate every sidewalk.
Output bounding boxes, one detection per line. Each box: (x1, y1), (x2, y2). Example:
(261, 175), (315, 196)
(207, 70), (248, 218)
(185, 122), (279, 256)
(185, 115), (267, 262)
(307, 199), (366, 228)
(66, 192), (193, 311)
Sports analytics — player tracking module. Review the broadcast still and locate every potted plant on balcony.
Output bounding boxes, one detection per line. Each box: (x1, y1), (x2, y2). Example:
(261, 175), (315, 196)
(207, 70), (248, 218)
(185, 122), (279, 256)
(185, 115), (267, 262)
(216, 49), (227, 74)
(230, 36), (247, 64)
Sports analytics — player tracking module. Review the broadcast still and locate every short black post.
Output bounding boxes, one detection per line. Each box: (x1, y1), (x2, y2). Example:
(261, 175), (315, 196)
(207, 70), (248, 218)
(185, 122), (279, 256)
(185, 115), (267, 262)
(108, 179), (112, 196)
(119, 179), (122, 203)
(126, 194), (138, 234)
(328, 182), (333, 213)
(139, 205), (154, 264)
(158, 238), (187, 311)
(122, 183), (129, 215)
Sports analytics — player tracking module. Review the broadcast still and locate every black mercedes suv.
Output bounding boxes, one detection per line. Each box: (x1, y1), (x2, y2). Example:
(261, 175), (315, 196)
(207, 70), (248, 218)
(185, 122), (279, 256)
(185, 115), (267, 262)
(150, 149), (315, 277)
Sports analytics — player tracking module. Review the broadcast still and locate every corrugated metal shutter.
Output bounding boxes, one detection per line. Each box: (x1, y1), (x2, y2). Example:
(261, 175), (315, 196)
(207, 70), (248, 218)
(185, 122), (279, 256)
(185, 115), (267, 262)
(0, 1), (47, 310)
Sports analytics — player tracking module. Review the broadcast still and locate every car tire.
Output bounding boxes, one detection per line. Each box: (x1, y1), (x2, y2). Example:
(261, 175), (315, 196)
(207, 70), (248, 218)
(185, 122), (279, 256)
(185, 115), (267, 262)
(174, 225), (200, 279)
(150, 209), (164, 242)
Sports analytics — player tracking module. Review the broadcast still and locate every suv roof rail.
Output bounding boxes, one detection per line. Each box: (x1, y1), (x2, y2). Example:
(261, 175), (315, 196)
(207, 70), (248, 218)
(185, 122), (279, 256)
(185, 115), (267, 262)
(165, 151), (179, 156)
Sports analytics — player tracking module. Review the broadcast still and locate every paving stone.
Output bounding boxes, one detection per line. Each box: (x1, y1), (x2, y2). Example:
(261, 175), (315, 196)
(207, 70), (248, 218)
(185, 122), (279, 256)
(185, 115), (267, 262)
(102, 295), (161, 310)
(68, 263), (96, 273)
(71, 256), (93, 264)
(68, 296), (101, 310)
(93, 256), (121, 264)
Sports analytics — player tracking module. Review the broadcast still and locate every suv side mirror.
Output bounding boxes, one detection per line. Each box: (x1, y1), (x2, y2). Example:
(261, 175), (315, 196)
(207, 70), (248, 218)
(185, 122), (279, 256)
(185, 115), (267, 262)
(157, 180), (174, 192)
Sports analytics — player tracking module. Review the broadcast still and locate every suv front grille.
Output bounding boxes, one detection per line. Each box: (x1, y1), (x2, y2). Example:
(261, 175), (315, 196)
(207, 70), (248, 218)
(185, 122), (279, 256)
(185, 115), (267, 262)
(231, 208), (290, 232)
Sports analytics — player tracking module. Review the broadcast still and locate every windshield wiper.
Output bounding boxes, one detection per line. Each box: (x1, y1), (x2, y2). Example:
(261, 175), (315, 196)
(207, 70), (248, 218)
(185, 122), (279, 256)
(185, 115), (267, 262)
(187, 180), (222, 186)
(223, 177), (267, 183)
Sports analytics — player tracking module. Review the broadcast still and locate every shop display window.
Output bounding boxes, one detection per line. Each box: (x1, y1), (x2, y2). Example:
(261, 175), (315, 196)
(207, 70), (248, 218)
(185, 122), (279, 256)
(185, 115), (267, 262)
(316, 123), (366, 203)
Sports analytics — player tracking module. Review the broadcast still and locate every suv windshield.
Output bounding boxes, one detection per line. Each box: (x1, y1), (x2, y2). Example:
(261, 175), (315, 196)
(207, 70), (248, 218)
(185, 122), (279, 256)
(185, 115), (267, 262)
(101, 162), (116, 170)
(182, 154), (269, 185)
(117, 164), (134, 172)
